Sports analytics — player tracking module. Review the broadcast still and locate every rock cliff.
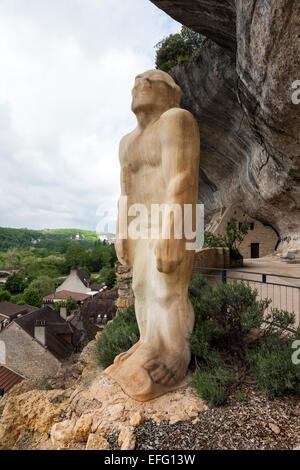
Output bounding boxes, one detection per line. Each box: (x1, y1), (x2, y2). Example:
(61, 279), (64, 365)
(151, 0), (300, 251)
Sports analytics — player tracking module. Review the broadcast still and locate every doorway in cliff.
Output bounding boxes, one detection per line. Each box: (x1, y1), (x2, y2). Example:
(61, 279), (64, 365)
(251, 243), (260, 258)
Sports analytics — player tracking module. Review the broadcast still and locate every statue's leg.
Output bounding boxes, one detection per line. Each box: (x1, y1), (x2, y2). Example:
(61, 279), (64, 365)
(111, 239), (148, 364)
(105, 241), (195, 401)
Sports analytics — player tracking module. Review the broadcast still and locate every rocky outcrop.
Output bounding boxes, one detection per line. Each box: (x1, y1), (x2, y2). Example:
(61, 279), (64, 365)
(151, 0), (300, 251)
(0, 333), (208, 450)
(115, 265), (134, 312)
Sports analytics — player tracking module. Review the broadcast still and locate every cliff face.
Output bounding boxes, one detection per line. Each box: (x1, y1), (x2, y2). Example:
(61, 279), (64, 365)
(151, 0), (300, 251)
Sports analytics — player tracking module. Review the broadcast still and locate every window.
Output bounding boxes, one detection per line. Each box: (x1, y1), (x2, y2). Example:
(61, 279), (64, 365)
(250, 222), (254, 230)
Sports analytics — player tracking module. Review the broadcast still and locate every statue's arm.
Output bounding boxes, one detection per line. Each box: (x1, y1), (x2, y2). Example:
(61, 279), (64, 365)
(156, 108), (200, 274)
(115, 137), (131, 267)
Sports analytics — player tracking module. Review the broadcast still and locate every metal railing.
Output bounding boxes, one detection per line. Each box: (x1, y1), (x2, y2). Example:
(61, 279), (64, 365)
(192, 266), (300, 331)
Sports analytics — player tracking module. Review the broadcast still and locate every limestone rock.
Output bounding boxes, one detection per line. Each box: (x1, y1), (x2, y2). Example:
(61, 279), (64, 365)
(130, 411), (144, 427)
(50, 419), (75, 449)
(151, 0), (300, 251)
(0, 389), (70, 450)
(118, 426), (136, 450)
(86, 433), (110, 450)
(73, 413), (93, 442)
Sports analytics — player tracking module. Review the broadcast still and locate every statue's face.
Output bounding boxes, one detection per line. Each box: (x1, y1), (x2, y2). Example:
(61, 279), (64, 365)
(131, 70), (176, 114)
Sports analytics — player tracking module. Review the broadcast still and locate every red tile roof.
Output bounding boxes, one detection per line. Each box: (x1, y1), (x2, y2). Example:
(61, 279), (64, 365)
(0, 366), (24, 394)
(43, 290), (90, 302)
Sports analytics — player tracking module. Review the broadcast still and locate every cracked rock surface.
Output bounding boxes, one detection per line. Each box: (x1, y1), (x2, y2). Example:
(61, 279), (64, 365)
(151, 0), (300, 250)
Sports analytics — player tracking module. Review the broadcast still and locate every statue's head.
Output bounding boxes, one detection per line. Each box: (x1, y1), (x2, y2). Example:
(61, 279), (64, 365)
(131, 69), (181, 115)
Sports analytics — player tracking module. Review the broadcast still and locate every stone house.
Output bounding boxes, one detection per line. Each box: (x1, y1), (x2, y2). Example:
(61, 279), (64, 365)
(81, 288), (117, 326)
(209, 206), (279, 259)
(0, 302), (38, 331)
(0, 306), (80, 379)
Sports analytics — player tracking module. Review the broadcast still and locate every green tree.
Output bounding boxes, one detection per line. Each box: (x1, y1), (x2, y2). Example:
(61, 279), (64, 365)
(204, 217), (249, 259)
(224, 218), (250, 259)
(0, 290), (11, 302)
(2, 248), (21, 268)
(5, 273), (26, 294)
(65, 244), (87, 270)
(155, 26), (204, 72)
(23, 287), (43, 307)
(29, 276), (55, 297)
(105, 268), (117, 290)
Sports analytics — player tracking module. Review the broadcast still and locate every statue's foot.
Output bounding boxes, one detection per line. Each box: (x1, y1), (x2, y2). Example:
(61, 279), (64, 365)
(144, 354), (187, 387)
(113, 340), (142, 364)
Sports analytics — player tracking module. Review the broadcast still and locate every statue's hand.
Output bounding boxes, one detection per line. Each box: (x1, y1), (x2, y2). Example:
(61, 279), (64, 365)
(155, 238), (185, 274)
(115, 238), (130, 267)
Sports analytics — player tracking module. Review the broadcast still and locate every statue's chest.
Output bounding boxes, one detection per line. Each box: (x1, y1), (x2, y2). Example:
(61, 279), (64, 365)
(122, 133), (161, 173)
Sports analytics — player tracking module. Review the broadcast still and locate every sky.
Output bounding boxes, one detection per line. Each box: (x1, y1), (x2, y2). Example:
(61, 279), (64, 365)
(0, 0), (180, 233)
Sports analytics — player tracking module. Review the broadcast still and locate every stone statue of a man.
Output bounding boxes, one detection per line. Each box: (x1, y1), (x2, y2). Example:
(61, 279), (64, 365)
(105, 69), (200, 401)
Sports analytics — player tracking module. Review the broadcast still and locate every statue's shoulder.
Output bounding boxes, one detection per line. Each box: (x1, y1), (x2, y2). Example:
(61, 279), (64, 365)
(120, 130), (134, 147)
(160, 107), (197, 128)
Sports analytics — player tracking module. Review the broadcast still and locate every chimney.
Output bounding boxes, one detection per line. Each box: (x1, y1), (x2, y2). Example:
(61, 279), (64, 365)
(60, 305), (68, 320)
(34, 320), (46, 346)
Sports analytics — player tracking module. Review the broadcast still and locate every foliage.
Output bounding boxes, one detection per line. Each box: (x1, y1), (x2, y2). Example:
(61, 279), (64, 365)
(0, 226), (113, 252)
(203, 232), (226, 249)
(247, 332), (300, 398)
(22, 287), (43, 307)
(54, 296), (78, 315)
(189, 273), (300, 403)
(265, 308), (296, 331)
(0, 290), (11, 302)
(224, 218), (249, 259)
(0, 228), (43, 251)
(155, 26), (204, 72)
(190, 367), (235, 406)
(5, 273), (27, 294)
(1, 248), (21, 268)
(96, 306), (139, 368)
(204, 217), (249, 259)
(190, 274), (270, 351)
(29, 276), (55, 297)
(105, 268), (117, 289)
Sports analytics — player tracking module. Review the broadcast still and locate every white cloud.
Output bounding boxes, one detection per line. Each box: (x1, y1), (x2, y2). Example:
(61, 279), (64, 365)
(0, 0), (180, 230)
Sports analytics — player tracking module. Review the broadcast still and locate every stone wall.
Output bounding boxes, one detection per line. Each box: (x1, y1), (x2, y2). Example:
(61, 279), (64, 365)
(115, 265), (134, 312)
(0, 322), (61, 379)
(192, 247), (230, 275)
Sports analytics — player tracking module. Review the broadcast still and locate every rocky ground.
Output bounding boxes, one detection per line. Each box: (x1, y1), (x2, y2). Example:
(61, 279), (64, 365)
(0, 335), (299, 451)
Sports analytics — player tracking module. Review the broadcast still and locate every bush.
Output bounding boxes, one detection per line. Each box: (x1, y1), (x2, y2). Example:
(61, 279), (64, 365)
(22, 287), (43, 307)
(190, 367), (235, 406)
(96, 306), (139, 368)
(29, 275), (55, 297)
(247, 333), (300, 398)
(189, 275), (270, 353)
(0, 290), (11, 302)
(105, 268), (117, 290)
(204, 218), (249, 260)
(5, 273), (26, 294)
(155, 26), (204, 72)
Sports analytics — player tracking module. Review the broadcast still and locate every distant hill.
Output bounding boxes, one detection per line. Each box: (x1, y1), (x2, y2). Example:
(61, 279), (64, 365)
(0, 227), (115, 251)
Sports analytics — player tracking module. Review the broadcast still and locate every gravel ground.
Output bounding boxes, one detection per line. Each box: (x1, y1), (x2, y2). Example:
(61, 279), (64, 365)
(107, 385), (300, 450)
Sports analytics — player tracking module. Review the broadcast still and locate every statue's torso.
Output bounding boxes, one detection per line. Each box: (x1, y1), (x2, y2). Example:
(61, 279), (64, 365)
(120, 121), (166, 208)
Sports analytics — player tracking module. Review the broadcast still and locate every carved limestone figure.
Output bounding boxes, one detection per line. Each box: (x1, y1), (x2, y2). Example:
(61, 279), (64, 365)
(105, 69), (200, 401)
